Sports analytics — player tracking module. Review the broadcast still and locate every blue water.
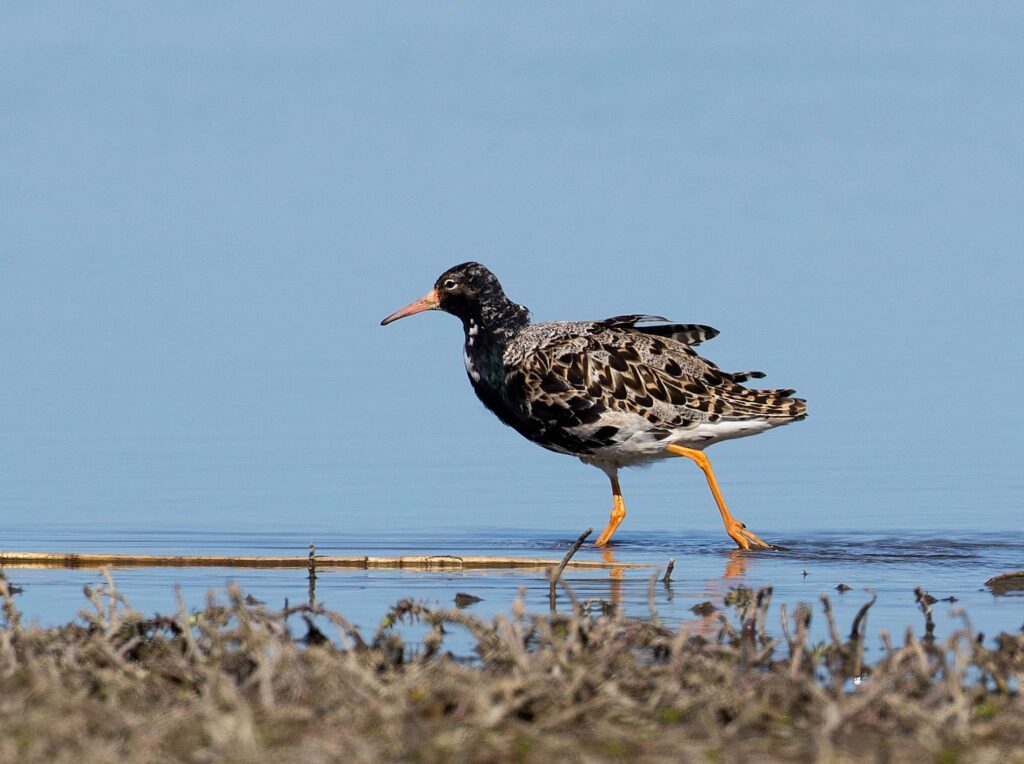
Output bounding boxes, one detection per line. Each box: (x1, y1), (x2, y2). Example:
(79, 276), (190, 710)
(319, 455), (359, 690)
(2, 5), (1023, 656)
(4, 524), (1021, 657)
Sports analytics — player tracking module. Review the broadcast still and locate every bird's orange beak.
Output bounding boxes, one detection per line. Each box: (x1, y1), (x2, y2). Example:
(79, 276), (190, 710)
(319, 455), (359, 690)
(380, 289), (440, 326)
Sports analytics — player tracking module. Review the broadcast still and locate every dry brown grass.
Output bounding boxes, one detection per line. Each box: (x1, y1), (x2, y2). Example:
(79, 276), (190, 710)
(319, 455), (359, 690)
(1, 573), (1022, 763)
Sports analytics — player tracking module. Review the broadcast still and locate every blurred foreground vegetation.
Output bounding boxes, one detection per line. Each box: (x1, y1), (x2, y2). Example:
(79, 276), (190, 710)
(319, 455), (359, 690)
(1, 574), (1022, 763)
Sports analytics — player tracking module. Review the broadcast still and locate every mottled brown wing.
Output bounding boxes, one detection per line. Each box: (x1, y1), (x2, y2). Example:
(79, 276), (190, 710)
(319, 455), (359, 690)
(517, 325), (805, 438)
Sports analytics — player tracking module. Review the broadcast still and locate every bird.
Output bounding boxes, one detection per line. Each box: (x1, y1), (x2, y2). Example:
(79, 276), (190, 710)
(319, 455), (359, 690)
(380, 262), (806, 550)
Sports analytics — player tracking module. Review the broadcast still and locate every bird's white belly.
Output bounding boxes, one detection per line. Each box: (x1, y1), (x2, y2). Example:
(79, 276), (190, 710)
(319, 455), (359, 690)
(574, 413), (774, 470)
(677, 418), (775, 445)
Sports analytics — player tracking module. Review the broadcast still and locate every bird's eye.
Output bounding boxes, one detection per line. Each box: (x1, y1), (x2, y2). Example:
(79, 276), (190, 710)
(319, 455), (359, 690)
(443, 279), (458, 290)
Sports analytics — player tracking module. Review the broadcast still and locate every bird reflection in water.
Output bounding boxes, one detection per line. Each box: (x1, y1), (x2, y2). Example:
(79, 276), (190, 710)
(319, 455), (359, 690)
(595, 546), (753, 617)
(600, 546), (624, 607)
(722, 550), (750, 580)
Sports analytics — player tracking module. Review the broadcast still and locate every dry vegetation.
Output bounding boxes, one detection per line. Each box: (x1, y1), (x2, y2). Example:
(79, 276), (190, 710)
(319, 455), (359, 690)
(1, 573), (1022, 763)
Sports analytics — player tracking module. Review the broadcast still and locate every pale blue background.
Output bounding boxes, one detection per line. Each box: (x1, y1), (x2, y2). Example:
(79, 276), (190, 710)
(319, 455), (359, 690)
(2, 3), (1022, 539)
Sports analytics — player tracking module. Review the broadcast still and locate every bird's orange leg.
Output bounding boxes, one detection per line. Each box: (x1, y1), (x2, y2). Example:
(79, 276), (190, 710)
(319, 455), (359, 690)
(594, 474), (627, 547)
(665, 445), (778, 551)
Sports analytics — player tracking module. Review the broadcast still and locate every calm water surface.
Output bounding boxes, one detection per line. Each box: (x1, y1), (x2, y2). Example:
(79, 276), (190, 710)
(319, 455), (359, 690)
(3, 525), (1021, 657)
(3, 2), (1024, 663)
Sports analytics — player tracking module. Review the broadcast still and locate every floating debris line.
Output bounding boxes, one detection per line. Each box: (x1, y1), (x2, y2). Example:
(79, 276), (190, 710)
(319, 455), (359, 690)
(986, 570), (1024, 593)
(0, 549), (650, 571)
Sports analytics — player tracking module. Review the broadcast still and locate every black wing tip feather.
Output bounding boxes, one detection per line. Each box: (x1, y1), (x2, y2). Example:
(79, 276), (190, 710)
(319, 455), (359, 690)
(599, 315), (721, 347)
(637, 323), (719, 346)
(724, 369), (766, 383)
(599, 314), (671, 326)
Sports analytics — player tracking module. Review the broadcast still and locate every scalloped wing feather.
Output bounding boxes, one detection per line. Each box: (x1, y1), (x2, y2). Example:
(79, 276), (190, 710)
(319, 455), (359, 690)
(505, 321), (806, 456)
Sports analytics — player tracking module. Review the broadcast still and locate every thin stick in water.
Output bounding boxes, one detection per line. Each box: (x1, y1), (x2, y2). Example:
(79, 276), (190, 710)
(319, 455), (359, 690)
(646, 569), (660, 620)
(308, 543), (317, 607)
(549, 528), (592, 611)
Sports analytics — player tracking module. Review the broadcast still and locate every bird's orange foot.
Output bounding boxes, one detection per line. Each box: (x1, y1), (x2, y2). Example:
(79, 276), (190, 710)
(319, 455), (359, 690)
(594, 521), (620, 547)
(725, 519), (783, 551)
(595, 493), (627, 547)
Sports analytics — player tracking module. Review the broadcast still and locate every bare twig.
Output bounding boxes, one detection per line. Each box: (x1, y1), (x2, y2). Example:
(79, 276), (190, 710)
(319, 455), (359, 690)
(646, 569), (660, 621)
(0, 576), (21, 635)
(850, 590), (878, 641)
(549, 528), (592, 611)
(850, 590), (878, 680)
(820, 595), (843, 650)
(915, 586), (936, 643)
(308, 543), (317, 607)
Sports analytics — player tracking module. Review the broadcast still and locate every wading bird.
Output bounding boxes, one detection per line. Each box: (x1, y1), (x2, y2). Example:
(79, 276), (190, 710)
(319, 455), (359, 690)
(381, 263), (806, 549)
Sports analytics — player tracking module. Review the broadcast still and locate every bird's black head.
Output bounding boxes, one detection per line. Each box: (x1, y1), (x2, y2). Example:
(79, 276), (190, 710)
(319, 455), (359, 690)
(432, 262), (506, 322)
(381, 262), (529, 335)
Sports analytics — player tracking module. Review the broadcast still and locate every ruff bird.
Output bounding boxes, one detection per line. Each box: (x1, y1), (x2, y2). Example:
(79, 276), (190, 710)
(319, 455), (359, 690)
(381, 262), (806, 549)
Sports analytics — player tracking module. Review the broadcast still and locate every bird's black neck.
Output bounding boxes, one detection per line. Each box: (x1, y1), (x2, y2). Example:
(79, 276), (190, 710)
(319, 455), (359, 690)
(461, 297), (529, 388)
(463, 296), (530, 344)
